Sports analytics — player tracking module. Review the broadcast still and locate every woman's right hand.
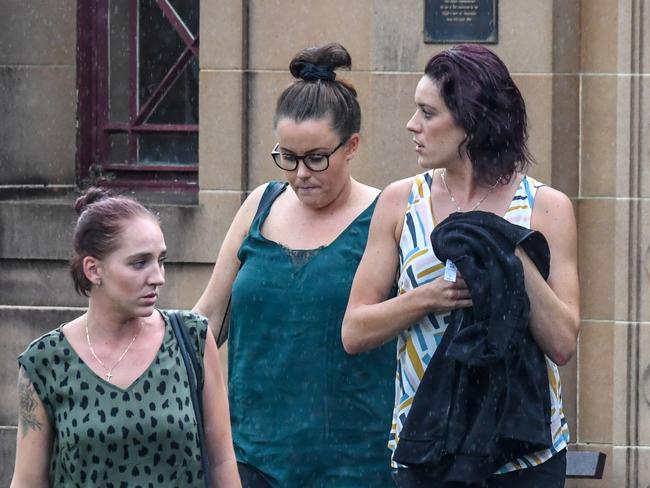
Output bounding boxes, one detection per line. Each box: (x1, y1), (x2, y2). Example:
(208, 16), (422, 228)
(343, 178), (477, 354)
(418, 274), (473, 313)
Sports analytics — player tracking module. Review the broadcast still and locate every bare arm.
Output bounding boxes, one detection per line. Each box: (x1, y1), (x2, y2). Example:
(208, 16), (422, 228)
(342, 179), (471, 354)
(202, 328), (241, 487)
(11, 367), (53, 488)
(193, 184), (268, 341)
(517, 186), (580, 366)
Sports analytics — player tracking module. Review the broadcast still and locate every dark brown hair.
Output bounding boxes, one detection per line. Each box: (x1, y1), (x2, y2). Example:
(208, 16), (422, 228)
(273, 43), (361, 141)
(425, 44), (533, 185)
(70, 187), (158, 296)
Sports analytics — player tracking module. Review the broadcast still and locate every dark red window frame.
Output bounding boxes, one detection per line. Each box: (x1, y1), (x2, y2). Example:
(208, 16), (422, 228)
(77, 1), (199, 191)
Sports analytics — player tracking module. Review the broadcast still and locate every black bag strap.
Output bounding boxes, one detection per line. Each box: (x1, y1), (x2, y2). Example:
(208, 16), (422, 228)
(169, 311), (210, 487)
(215, 181), (287, 347)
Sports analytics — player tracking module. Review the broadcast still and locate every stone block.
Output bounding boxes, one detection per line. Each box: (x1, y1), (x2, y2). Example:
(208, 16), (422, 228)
(200, 0), (244, 69)
(551, 75), (580, 197)
(360, 72), (430, 188)
(159, 190), (243, 262)
(199, 70), (245, 191)
(369, 0), (423, 72)
(609, 199), (650, 323)
(0, 66), (76, 185)
(577, 321), (615, 443)
(157, 263), (215, 310)
(552, 0), (581, 73)
(636, 77), (650, 198)
(577, 198), (616, 321)
(248, 0), (372, 71)
(0, 259), (213, 310)
(0, 0), (76, 65)
(643, 5), (650, 74)
(515, 75), (553, 184)
(0, 259), (86, 308)
(612, 322), (650, 447)
(0, 191), (243, 263)
(585, 321), (650, 448)
(581, 0), (619, 73)
(247, 71), (294, 189)
(581, 75), (618, 197)
(610, 446), (650, 486)
(0, 196), (77, 260)
(636, 200), (650, 322)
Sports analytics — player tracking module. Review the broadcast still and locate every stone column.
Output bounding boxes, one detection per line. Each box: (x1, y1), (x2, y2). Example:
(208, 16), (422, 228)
(574, 0), (650, 485)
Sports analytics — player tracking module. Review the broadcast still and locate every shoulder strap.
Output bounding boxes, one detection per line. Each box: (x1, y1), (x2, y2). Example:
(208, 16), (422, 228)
(215, 181), (287, 347)
(252, 180), (287, 225)
(170, 311), (204, 390)
(169, 311), (211, 487)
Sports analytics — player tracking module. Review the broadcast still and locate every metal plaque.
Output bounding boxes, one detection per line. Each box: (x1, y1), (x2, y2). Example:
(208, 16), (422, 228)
(424, 0), (498, 44)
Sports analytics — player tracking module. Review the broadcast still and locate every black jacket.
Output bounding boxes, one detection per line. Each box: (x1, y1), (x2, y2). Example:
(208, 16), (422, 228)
(392, 211), (553, 484)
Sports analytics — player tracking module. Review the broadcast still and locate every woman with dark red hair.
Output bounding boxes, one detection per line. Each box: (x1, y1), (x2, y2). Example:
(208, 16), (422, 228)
(343, 44), (579, 487)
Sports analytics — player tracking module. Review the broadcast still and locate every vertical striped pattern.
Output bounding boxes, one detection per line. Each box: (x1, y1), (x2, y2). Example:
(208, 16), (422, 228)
(390, 171), (569, 473)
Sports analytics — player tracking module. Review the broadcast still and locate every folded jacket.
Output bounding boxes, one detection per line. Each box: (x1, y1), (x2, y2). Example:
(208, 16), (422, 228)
(392, 210), (552, 483)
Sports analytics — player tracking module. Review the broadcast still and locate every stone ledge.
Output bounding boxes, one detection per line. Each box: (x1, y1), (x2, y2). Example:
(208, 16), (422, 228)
(0, 260), (213, 309)
(0, 190), (243, 262)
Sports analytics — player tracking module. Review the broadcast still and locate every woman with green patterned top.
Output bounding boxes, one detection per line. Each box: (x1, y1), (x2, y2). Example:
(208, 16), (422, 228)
(11, 188), (241, 487)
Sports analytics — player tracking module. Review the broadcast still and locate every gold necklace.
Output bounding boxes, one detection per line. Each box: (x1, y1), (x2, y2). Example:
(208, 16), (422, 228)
(85, 317), (139, 382)
(441, 169), (500, 212)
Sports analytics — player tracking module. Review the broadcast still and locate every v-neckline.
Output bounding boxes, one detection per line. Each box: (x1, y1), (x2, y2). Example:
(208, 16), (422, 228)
(58, 310), (168, 393)
(429, 170), (525, 226)
(257, 196), (377, 254)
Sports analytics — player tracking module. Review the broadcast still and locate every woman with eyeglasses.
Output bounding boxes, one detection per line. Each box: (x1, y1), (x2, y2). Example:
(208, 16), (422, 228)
(343, 44), (579, 487)
(194, 43), (395, 487)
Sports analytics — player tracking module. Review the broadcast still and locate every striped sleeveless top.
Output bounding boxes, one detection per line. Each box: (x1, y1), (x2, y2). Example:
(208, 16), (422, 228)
(390, 170), (570, 473)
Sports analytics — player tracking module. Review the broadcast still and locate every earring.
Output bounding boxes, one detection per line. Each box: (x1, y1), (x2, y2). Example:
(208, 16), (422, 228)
(96, 278), (102, 287)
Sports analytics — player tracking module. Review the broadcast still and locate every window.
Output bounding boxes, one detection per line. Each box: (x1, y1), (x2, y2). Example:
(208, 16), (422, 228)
(77, 1), (199, 191)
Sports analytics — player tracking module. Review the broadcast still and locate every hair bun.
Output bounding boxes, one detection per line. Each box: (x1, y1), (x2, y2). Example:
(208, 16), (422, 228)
(74, 187), (112, 215)
(289, 42), (352, 81)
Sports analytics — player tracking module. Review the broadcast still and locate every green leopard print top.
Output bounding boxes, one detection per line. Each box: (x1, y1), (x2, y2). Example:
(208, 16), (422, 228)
(18, 310), (208, 487)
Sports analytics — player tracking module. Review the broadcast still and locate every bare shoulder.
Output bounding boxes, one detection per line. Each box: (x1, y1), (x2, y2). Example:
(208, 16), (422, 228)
(531, 185), (576, 230)
(60, 315), (84, 335)
(231, 182), (276, 231)
(240, 182), (272, 213)
(378, 177), (414, 208)
(351, 180), (381, 209)
(354, 180), (381, 198)
(531, 185), (577, 258)
(372, 177), (415, 240)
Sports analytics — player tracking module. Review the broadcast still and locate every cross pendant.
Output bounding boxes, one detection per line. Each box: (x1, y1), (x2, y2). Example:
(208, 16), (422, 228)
(106, 371), (112, 381)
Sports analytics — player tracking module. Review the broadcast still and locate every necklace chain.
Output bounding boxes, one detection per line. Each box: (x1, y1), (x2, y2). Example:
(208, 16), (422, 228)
(85, 317), (139, 382)
(440, 169), (500, 212)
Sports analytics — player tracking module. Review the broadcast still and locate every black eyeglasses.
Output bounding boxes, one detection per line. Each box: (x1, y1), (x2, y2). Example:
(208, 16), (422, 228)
(271, 139), (348, 172)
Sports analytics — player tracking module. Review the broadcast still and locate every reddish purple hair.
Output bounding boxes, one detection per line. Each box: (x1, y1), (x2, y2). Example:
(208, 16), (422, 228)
(424, 44), (533, 185)
(70, 187), (158, 296)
